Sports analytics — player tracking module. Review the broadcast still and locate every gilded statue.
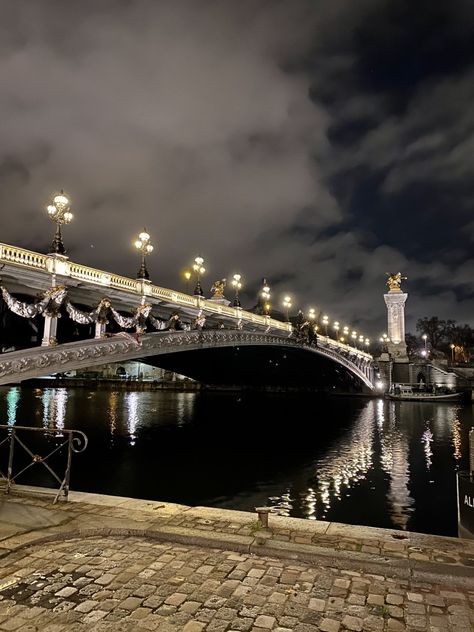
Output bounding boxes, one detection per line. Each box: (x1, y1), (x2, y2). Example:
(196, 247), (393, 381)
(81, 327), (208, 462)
(386, 272), (407, 292)
(210, 278), (226, 299)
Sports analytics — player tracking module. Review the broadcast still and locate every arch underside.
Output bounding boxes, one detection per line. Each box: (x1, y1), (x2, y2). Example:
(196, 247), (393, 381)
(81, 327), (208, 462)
(0, 331), (373, 390)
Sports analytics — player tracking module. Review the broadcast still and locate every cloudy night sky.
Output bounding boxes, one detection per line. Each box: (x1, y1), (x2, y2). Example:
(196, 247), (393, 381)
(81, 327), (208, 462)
(0, 0), (473, 336)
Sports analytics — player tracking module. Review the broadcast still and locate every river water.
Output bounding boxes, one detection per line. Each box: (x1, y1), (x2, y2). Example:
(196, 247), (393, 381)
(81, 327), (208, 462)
(0, 386), (472, 536)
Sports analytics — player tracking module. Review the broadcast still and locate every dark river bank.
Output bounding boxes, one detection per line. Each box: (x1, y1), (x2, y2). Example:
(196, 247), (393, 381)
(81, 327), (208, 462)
(0, 385), (471, 536)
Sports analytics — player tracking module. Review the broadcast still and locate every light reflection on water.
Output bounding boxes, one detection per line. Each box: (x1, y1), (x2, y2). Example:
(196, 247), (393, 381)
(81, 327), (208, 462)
(0, 386), (471, 535)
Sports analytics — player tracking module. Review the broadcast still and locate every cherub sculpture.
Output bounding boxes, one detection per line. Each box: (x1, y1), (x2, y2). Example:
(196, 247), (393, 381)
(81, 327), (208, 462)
(386, 272), (407, 292)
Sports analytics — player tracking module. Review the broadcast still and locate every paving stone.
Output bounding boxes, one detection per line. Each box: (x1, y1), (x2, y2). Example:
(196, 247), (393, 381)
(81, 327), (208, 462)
(254, 614), (275, 628)
(319, 618), (340, 632)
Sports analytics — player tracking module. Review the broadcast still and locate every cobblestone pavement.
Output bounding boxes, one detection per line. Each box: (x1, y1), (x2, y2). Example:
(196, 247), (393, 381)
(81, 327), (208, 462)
(0, 535), (473, 632)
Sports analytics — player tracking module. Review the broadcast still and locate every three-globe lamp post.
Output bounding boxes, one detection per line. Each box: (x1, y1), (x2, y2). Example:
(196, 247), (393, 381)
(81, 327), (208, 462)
(46, 190), (73, 255)
(261, 280), (271, 315)
(322, 315), (329, 336)
(134, 230), (154, 280)
(283, 296), (292, 322)
(232, 274), (242, 307)
(193, 256), (205, 296)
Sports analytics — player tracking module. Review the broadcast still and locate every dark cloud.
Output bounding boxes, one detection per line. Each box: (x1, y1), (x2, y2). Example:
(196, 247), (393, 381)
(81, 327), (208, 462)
(0, 0), (472, 338)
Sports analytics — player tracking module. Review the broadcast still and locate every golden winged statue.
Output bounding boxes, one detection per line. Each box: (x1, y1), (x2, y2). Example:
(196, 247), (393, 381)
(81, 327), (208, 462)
(386, 272), (407, 292)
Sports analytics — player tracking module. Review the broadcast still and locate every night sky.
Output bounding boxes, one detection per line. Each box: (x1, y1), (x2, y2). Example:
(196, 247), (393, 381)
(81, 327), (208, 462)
(0, 1), (473, 336)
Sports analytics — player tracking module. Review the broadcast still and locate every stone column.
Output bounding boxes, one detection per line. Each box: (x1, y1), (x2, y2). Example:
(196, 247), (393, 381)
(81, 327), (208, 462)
(95, 322), (106, 339)
(384, 290), (408, 360)
(41, 315), (58, 346)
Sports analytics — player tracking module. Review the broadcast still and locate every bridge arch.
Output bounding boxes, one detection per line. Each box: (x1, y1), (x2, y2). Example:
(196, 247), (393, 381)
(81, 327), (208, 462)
(0, 330), (374, 390)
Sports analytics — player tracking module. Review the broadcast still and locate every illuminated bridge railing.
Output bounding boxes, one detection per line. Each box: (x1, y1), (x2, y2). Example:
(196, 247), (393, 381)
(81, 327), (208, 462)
(0, 244), (47, 270)
(0, 243), (371, 360)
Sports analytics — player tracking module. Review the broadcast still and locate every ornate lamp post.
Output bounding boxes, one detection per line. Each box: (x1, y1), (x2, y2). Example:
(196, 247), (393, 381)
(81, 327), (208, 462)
(283, 296), (292, 322)
(351, 330), (357, 347)
(46, 190), (73, 255)
(232, 274), (242, 307)
(134, 230), (154, 280)
(261, 279), (271, 315)
(322, 315), (329, 336)
(333, 321), (340, 339)
(308, 308), (316, 321)
(183, 270), (191, 293)
(379, 333), (388, 353)
(365, 338), (370, 351)
(193, 256), (205, 296)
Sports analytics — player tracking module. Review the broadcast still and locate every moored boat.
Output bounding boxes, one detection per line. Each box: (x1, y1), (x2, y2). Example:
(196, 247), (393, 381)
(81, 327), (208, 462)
(387, 383), (465, 402)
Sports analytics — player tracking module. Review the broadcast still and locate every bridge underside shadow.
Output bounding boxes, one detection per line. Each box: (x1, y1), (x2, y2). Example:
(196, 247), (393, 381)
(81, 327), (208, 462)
(142, 345), (367, 393)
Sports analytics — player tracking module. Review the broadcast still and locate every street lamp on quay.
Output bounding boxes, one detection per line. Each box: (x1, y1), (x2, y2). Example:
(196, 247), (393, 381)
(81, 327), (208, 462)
(134, 230), (154, 280)
(421, 334), (428, 358)
(283, 296), (292, 322)
(322, 315), (329, 336)
(450, 343), (455, 363)
(46, 190), (74, 255)
(232, 274), (242, 307)
(193, 256), (206, 296)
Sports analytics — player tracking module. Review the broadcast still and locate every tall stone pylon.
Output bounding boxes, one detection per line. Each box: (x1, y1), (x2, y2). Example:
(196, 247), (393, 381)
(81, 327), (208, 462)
(384, 272), (408, 361)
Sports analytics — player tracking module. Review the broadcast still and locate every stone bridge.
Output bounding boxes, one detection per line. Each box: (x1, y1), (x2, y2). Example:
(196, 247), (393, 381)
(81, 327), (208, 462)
(0, 243), (375, 390)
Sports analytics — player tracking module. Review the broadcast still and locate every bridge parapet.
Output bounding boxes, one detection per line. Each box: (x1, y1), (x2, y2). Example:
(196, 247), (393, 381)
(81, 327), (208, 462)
(0, 244), (47, 270)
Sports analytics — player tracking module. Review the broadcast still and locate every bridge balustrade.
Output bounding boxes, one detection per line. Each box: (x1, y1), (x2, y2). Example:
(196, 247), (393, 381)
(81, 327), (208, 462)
(0, 244), (47, 270)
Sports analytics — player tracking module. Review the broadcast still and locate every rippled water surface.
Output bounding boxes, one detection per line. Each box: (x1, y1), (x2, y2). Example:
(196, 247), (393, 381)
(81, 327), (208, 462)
(0, 386), (472, 536)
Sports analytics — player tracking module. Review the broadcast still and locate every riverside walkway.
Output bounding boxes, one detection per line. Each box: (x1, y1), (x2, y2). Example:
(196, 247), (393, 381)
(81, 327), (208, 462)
(0, 488), (473, 631)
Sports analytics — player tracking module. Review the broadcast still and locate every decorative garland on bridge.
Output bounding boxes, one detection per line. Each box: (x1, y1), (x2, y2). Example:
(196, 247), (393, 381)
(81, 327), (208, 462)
(0, 284), (191, 332)
(1, 285), (67, 319)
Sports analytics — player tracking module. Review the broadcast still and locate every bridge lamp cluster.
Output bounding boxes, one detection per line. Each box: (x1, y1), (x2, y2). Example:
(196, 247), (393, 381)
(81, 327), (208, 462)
(261, 280), (271, 315)
(232, 274), (242, 307)
(308, 308), (316, 320)
(322, 315), (329, 336)
(193, 256), (205, 296)
(333, 321), (340, 336)
(46, 190), (73, 255)
(134, 230), (154, 280)
(282, 296), (292, 322)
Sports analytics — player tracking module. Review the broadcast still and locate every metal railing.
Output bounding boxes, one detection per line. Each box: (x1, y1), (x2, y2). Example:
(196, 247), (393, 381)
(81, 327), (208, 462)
(0, 425), (88, 503)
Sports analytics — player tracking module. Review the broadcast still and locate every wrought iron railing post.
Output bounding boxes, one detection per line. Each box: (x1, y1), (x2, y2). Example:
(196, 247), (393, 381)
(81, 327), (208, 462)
(54, 432), (73, 503)
(0, 425), (87, 503)
(6, 428), (15, 495)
